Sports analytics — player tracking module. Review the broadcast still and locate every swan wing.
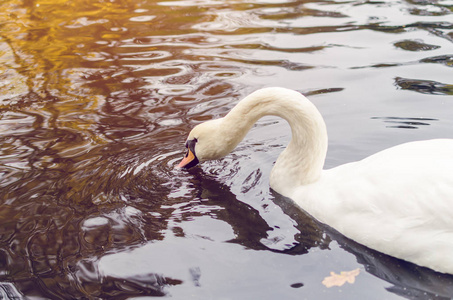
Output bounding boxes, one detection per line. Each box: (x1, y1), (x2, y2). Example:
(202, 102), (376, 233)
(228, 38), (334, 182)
(294, 139), (453, 273)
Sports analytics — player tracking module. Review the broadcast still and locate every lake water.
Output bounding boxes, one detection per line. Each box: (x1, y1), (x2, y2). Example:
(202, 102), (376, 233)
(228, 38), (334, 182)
(1, 0), (453, 298)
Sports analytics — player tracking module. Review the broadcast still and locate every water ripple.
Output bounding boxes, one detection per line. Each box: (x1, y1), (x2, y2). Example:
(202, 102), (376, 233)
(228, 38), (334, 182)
(1, 0), (453, 298)
(395, 77), (453, 95)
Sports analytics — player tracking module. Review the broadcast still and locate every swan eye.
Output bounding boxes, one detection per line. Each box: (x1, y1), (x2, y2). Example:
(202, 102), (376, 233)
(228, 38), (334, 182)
(185, 138), (197, 150)
(178, 138), (199, 168)
(185, 138), (197, 149)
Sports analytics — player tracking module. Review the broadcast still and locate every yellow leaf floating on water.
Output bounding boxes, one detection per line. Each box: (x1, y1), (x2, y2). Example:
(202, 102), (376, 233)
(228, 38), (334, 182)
(322, 268), (360, 288)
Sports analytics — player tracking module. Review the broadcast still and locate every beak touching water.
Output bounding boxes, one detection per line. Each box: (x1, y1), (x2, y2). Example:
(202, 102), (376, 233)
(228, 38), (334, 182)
(177, 148), (196, 168)
(177, 139), (199, 169)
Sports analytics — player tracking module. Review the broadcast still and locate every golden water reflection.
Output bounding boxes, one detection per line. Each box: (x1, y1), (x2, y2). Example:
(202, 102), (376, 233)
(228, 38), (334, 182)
(0, 0), (453, 298)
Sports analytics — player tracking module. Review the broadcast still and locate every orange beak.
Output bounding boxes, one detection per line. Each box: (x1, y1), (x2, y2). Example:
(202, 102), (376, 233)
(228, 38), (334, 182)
(177, 148), (197, 169)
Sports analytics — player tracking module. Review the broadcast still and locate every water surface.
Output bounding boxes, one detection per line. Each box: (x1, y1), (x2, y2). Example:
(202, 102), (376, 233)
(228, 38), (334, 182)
(1, 0), (453, 298)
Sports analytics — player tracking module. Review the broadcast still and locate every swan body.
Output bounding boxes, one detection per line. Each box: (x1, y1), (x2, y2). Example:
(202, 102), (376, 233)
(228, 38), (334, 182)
(178, 87), (453, 274)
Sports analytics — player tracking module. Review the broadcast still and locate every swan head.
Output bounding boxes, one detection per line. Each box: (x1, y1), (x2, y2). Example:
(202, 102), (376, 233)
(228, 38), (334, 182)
(177, 118), (235, 169)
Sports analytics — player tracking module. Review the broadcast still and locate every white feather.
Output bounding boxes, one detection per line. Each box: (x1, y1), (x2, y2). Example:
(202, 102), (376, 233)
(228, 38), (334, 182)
(183, 87), (453, 274)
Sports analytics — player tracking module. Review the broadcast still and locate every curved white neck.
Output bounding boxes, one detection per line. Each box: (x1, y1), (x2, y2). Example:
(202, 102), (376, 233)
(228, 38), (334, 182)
(223, 87), (328, 196)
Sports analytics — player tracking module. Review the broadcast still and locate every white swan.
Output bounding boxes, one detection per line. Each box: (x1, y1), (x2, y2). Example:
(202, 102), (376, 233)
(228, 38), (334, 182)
(177, 87), (453, 274)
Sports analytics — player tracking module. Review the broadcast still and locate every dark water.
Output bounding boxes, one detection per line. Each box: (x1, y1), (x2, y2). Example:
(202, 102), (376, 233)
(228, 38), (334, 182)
(1, 0), (453, 298)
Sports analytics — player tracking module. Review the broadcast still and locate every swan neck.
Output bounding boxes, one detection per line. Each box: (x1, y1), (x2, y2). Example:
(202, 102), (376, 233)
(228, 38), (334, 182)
(224, 88), (328, 195)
